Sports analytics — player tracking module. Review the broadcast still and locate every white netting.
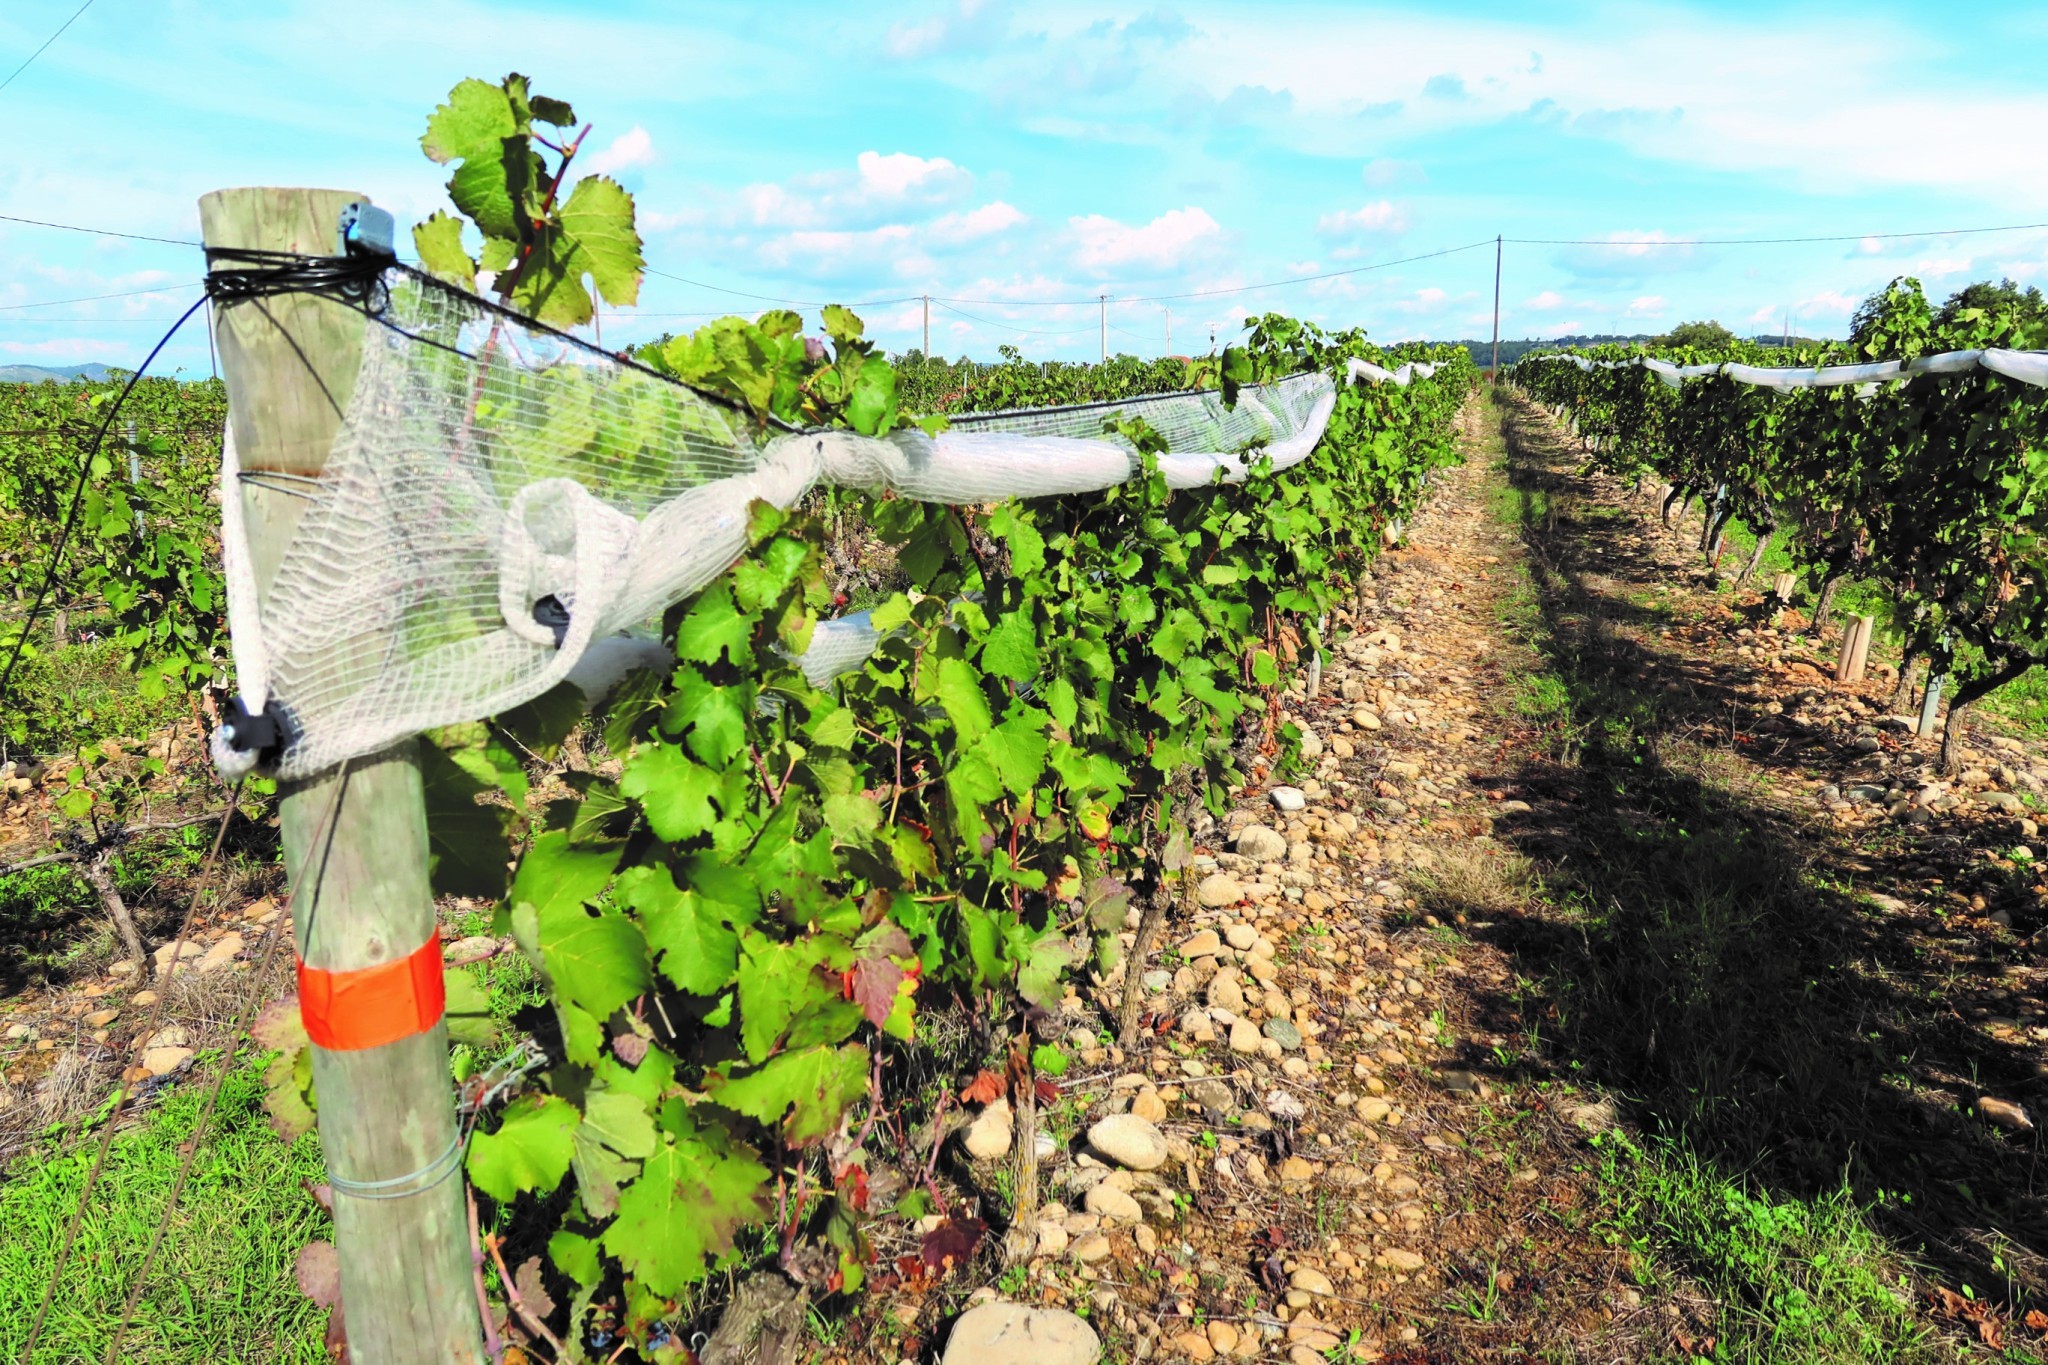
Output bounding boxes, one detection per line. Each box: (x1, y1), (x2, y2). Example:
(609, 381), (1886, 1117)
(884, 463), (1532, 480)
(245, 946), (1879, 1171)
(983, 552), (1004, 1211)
(221, 269), (1418, 779)
(1524, 349), (2048, 390)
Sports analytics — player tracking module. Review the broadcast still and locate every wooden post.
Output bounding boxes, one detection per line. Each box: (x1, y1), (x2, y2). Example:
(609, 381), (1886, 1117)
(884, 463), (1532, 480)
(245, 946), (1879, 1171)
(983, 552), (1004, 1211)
(1846, 614), (1875, 683)
(1772, 571), (1796, 605)
(1834, 615), (1869, 683)
(200, 188), (485, 1364)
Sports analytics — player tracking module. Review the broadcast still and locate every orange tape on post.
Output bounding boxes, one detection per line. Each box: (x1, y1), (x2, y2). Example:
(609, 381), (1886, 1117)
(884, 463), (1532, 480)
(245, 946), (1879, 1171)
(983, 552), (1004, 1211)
(297, 935), (445, 1051)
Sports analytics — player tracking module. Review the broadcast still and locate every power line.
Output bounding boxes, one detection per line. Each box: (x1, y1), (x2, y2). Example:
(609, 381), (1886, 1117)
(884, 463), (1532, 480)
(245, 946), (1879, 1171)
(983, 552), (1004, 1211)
(930, 299), (1098, 337)
(1507, 221), (2048, 247)
(0, 283), (201, 311)
(0, 0), (95, 96)
(641, 266), (919, 310)
(0, 211), (198, 247)
(929, 239), (1498, 306)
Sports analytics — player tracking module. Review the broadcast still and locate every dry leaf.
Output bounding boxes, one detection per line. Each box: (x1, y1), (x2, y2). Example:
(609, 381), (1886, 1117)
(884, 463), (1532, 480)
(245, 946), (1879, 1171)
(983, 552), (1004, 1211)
(960, 1070), (1003, 1105)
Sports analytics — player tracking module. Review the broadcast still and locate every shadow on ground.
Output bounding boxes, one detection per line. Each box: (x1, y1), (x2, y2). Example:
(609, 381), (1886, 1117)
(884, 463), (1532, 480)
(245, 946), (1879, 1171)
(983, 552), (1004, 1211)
(1450, 395), (2046, 1340)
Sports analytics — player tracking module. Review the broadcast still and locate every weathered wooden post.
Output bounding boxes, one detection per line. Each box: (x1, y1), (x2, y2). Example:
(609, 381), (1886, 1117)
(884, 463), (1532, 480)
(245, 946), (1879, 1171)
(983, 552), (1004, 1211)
(1835, 615), (1870, 683)
(1846, 614), (1875, 683)
(1772, 572), (1796, 605)
(200, 187), (484, 1364)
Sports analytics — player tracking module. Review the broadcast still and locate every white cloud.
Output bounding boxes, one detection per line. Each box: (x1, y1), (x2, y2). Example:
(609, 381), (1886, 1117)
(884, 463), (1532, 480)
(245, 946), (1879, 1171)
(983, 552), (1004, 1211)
(931, 201), (1028, 243)
(884, 0), (1008, 60)
(1315, 200), (1410, 237)
(1524, 290), (1567, 309)
(583, 126), (655, 177)
(1625, 294), (1668, 318)
(1068, 206), (1222, 272)
(1794, 290), (1862, 319)
(857, 150), (968, 199)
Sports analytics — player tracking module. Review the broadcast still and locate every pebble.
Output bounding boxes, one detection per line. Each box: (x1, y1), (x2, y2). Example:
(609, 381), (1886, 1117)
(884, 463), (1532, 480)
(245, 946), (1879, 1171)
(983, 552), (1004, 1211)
(141, 1045), (194, 1076)
(964, 1098), (1014, 1160)
(1976, 1096), (2034, 1133)
(1072, 1233), (1113, 1263)
(1182, 928), (1223, 957)
(1376, 1248), (1427, 1272)
(1083, 1182), (1143, 1224)
(1269, 786), (1307, 813)
(1228, 1018), (1263, 1054)
(1235, 826), (1287, 861)
(1087, 1114), (1169, 1171)
(1263, 1017), (1303, 1051)
(942, 1303), (1100, 1365)
(1225, 924), (1259, 951)
(1289, 1267), (1335, 1298)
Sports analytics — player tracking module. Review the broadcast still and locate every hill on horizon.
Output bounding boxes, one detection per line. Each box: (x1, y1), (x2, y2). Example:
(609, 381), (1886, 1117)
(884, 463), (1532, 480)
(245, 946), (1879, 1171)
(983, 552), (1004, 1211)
(0, 362), (121, 383)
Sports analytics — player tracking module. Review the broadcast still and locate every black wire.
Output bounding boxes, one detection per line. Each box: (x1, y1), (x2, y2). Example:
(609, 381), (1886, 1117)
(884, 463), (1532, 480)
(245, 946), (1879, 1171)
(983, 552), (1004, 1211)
(0, 0), (95, 95)
(0, 292), (210, 703)
(1506, 222), (2048, 246)
(0, 210), (198, 246)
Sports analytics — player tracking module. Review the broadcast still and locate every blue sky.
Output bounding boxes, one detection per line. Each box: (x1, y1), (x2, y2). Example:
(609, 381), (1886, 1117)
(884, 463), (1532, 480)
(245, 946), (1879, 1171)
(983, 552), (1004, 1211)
(5, 0), (2047, 374)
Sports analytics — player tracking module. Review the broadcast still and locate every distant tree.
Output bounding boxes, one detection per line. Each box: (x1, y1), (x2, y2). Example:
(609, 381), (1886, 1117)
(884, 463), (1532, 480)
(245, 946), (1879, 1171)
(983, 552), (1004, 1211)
(1935, 277), (2046, 329)
(1657, 320), (1735, 349)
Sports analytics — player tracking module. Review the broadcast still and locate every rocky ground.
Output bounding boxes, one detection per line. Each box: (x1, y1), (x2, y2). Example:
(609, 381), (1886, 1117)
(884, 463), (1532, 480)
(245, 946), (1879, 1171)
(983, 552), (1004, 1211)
(4, 388), (2045, 1363)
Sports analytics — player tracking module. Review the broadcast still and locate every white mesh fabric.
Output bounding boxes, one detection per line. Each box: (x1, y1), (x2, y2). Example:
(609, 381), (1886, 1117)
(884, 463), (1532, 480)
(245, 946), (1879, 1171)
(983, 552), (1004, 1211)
(1524, 349), (2048, 390)
(223, 268), (1416, 779)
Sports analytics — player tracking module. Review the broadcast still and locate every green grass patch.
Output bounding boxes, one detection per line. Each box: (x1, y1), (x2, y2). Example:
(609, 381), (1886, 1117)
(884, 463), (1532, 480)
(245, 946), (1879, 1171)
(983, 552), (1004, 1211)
(6, 635), (191, 759)
(1595, 1132), (1939, 1364)
(0, 1064), (330, 1364)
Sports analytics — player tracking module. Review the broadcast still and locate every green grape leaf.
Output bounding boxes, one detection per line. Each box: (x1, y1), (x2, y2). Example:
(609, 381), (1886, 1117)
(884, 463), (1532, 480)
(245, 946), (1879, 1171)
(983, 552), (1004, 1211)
(536, 898), (649, 1020)
(412, 211), (476, 290)
(603, 1119), (770, 1295)
(620, 743), (723, 843)
(711, 1043), (869, 1146)
(626, 865), (741, 996)
(468, 1094), (579, 1203)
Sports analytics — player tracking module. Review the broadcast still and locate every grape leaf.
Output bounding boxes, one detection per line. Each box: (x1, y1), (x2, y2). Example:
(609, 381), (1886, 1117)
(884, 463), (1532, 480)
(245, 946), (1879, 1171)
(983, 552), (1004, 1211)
(625, 865), (740, 996)
(412, 211), (475, 290)
(603, 1121), (769, 1295)
(536, 899), (649, 1020)
(468, 1094), (579, 1203)
(620, 743), (722, 842)
(712, 1043), (869, 1146)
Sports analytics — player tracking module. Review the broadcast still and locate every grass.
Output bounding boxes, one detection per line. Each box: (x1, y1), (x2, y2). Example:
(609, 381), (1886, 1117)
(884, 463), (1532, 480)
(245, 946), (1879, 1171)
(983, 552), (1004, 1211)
(1593, 1131), (1935, 1364)
(0, 1061), (331, 1364)
(4, 634), (191, 761)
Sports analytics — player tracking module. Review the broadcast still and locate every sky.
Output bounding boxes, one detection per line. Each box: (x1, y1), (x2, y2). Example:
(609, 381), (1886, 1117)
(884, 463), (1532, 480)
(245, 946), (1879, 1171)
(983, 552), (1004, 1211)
(4, 0), (2048, 375)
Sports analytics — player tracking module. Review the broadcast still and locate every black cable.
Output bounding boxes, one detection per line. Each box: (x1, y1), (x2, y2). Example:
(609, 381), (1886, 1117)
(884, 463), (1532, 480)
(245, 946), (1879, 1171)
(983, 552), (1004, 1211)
(931, 299), (1098, 337)
(0, 211), (198, 246)
(1506, 222), (2048, 247)
(0, 283), (201, 311)
(0, 292), (210, 703)
(642, 266), (920, 310)
(0, 0), (95, 95)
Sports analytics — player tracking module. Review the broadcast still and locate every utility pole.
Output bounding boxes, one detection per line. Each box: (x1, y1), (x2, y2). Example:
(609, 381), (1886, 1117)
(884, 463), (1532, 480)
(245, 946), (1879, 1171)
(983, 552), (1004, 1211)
(1099, 293), (1107, 364)
(199, 187), (484, 1365)
(592, 293), (602, 349)
(922, 294), (930, 357)
(1490, 234), (1503, 378)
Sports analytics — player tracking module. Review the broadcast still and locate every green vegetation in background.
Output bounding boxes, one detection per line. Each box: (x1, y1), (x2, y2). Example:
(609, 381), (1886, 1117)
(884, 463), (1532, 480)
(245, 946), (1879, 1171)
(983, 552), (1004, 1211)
(0, 1065), (331, 1365)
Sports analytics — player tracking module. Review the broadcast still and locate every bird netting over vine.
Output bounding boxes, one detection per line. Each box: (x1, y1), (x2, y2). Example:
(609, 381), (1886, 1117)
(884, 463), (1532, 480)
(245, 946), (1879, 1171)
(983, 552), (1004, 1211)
(217, 268), (1389, 780)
